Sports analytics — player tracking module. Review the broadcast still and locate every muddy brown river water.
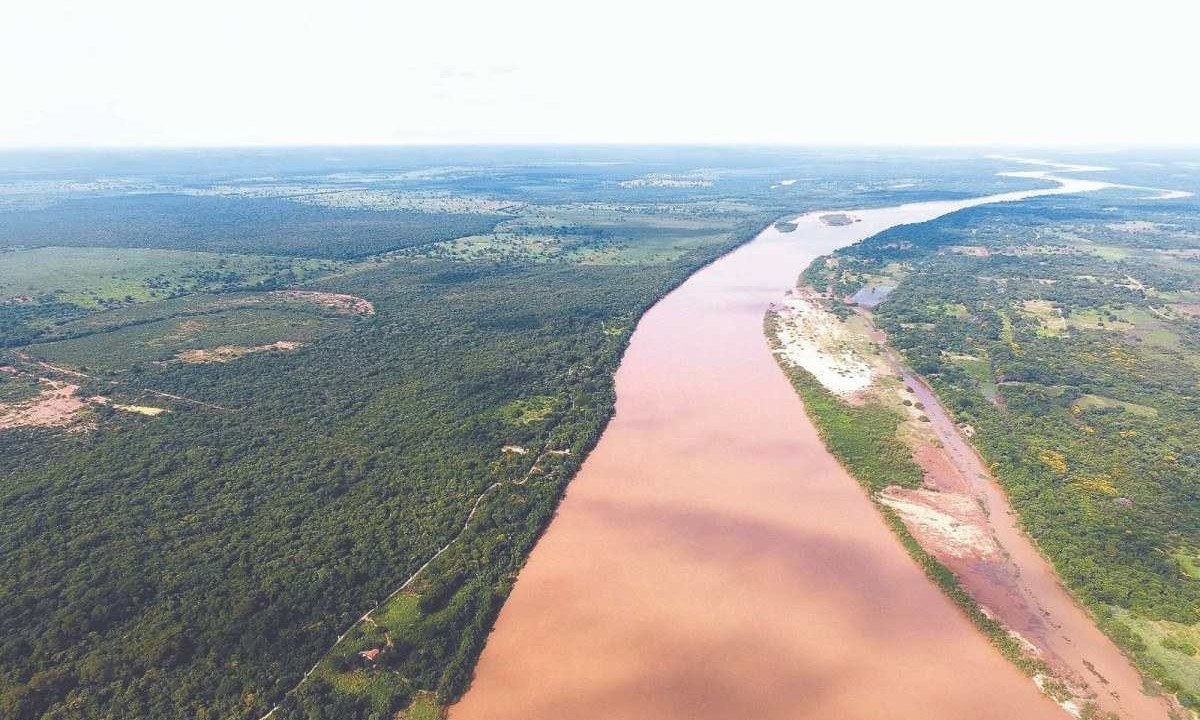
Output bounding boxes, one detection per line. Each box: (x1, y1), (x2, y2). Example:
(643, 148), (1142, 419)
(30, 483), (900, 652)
(451, 171), (1164, 720)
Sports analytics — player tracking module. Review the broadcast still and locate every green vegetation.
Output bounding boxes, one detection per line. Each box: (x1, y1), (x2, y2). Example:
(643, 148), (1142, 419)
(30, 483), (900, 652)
(28, 302), (348, 374)
(0, 373), (41, 403)
(1, 249), (762, 719)
(0, 247), (337, 307)
(498, 395), (559, 426)
(805, 192), (1200, 708)
(0, 194), (504, 258)
(766, 314), (921, 493)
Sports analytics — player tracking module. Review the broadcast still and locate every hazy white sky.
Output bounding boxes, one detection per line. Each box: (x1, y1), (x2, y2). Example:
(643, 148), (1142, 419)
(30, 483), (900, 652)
(3, 0), (1197, 148)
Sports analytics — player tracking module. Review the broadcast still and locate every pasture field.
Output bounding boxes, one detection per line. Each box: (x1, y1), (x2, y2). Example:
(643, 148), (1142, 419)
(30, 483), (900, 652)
(0, 247), (338, 307)
(0, 247), (340, 346)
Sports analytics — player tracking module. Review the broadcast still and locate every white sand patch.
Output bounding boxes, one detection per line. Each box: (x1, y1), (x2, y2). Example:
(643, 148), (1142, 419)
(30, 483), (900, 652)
(113, 404), (167, 417)
(772, 293), (874, 397)
(879, 488), (1000, 560)
(501, 445), (528, 455)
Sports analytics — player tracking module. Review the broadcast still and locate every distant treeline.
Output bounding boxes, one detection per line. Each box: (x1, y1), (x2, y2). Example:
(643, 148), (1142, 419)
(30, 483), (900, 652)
(0, 194), (504, 258)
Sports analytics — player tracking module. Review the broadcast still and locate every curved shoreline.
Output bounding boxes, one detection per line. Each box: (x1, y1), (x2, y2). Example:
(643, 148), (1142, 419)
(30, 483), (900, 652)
(451, 167), (1138, 719)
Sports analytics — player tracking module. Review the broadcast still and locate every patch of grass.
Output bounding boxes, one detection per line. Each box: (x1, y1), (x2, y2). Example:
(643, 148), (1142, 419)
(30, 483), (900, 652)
(404, 208), (744, 267)
(1111, 608), (1200, 707)
(0, 246), (336, 310)
(1174, 549), (1200, 580)
(1081, 244), (1134, 261)
(498, 395), (559, 426)
(1020, 299), (1067, 337)
(374, 592), (421, 627)
(943, 302), (970, 319)
(1073, 394), (1159, 418)
(403, 691), (444, 720)
(946, 353), (998, 401)
(998, 309), (1021, 355)
(27, 305), (341, 374)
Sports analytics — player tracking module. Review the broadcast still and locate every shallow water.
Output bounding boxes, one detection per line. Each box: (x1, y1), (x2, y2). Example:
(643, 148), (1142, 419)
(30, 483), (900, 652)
(451, 176), (1117, 720)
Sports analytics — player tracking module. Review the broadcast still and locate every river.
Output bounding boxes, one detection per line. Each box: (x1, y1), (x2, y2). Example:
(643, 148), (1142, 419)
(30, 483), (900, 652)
(450, 166), (1156, 719)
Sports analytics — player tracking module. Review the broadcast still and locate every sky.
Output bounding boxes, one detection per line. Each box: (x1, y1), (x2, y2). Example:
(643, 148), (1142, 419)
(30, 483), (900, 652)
(3, 0), (1198, 148)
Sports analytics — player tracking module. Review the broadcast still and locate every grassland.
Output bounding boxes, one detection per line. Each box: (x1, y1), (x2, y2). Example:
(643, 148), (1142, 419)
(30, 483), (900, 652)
(0, 247), (342, 347)
(0, 373), (41, 403)
(0, 247), (338, 308)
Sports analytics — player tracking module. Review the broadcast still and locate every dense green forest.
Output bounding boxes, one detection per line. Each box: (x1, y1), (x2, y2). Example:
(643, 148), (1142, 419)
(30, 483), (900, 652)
(805, 192), (1200, 706)
(0, 194), (505, 258)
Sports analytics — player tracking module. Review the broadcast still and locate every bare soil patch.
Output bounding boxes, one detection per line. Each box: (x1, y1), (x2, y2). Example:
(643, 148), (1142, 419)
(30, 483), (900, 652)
(0, 379), (87, 430)
(177, 340), (301, 364)
(270, 290), (375, 315)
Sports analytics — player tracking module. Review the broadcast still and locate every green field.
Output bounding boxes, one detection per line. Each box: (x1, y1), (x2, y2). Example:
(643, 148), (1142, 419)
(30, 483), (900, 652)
(0, 246), (337, 307)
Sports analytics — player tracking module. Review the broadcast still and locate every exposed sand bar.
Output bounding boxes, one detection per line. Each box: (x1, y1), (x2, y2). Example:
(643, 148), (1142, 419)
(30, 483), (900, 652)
(451, 169), (1119, 720)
